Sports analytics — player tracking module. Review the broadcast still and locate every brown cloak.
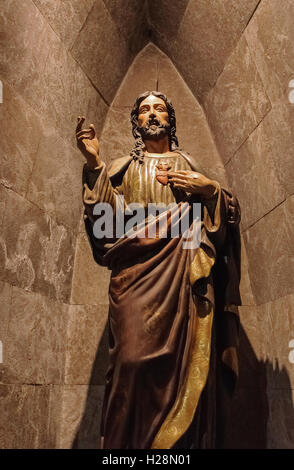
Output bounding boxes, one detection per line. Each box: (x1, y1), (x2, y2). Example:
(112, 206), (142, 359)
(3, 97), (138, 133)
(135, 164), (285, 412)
(82, 152), (241, 449)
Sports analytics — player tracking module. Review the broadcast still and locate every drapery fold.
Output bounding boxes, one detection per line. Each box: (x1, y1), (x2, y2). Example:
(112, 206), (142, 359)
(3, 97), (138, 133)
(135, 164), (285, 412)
(82, 154), (241, 449)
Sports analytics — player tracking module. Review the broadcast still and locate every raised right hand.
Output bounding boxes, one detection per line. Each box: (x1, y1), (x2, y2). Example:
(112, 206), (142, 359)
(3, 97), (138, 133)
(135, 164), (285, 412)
(76, 116), (100, 169)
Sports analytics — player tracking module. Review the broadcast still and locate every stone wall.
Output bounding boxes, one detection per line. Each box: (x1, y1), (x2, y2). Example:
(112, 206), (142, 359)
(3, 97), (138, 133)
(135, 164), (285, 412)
(1, 0), (292, 449)
(0, 0), (147, 448)
(148, 0), (262, 104)
(203, 0), (294, 448)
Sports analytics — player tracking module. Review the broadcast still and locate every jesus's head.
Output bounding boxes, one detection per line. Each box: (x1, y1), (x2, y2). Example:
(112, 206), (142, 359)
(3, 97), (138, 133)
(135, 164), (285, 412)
(130, 91), (179, 163)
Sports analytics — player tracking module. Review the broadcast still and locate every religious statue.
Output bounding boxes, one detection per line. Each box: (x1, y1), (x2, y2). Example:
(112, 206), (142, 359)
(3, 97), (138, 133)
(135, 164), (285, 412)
(76, 91), (241, 449)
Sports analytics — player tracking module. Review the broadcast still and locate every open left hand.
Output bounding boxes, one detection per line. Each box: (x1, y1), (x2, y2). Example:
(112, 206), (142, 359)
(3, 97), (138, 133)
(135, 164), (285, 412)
(167, 170), (218, 199)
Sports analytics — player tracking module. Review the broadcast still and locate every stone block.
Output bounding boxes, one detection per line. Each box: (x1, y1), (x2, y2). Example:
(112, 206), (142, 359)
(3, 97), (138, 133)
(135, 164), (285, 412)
(0, 82), (41, 197)
(245, 0), (294, 106)
(204, 36), (271, 164)
(26, 127), (84, 232)
(103, 0), (148, 54)
(261, 103), (294, 198)
(99, 107), (133, 166)
(0, 287), (68, 385)
(65, 304), (109, 385)
(159, 0), (261, 102)
(148, 0), (189, 38)
(226, 115), (286, 230)
(86, 89), (109, 140)
(59, 385), (104, 448)
(267, 388), (294, 449)
(0, 0), (53, 100)
(47, 385), (63, 448)
(0, 282), (12, 357)
(33, 0), (95, 49)
(70, 233), (110, 306)
(243, 196), (294, 305)
(26, 30), (103, 147)
(0, 187), (76, 303)
(112, 44), (158, 108)
(0, 384), (51, 448)
(71, 0), (132, 104)
(0, 0), (106, 149)
(258, 293), (294, 391)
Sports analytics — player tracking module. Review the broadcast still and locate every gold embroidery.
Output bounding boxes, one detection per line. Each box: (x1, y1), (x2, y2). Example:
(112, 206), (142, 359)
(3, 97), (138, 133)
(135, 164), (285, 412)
(151, 248), (216, 449)
(143, 307), (169, 335)
(189, 247), (214, 285)
(151, 302), (214, 449)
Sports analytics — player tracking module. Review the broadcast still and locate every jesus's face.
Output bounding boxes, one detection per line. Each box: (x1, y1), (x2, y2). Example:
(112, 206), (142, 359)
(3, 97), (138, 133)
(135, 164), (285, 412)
(137, 95), (170, 140)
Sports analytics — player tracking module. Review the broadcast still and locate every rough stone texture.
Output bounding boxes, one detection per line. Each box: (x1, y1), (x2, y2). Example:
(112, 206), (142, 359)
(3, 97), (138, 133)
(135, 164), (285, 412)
(0, 82), (42, 197)
(71, 0), (133, 104)
(204, 36), (271, 164)
(226, 115), (286, 231)
(0, 0), (108, 148)
(86, 91), (109, 141)
(0, 287), (68, 385)
(25, 29), (108, 147)
(267, 389), (294, 449)
(33, 0), (96, 49)
(260, 103), (294, 198)
(47, 385), (63, 449)
(0, 187), (76, 303)
(245, 0), (294, 106)
(243, 196), (294, 306)
(150, 0), (261, 102)
(26, 128), (84, 231)
(59, 385), (104, 448)
(99, 107), (133, 166)
(103, 0), (149, 55)
(258, 293), (294, 391)
(112, 45), (158, 108)
(0, 282), (12, 358)
(70, 234), (110, 306)
(148, 0), (189, 39)
(0, 384), (54, 449)
(65, 304), (108, 385)
(0, 0), (53, 102)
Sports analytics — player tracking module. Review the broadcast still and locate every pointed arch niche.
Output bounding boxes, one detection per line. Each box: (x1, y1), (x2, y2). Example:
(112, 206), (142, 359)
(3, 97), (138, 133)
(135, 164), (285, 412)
(66, 43), (260, 449)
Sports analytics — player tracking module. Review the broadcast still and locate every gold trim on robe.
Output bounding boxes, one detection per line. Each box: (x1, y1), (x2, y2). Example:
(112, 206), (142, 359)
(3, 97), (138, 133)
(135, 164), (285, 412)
(151, 248), (215, 449)
(152, 185), (224, 449)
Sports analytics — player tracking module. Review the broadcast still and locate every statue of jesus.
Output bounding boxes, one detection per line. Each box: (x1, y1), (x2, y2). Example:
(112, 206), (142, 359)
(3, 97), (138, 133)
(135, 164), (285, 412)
(76, 91), (241, 449)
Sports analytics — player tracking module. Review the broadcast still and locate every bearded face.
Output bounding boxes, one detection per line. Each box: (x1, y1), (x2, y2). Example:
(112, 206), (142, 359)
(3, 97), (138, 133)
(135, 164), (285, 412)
(137, 95), (170, 141)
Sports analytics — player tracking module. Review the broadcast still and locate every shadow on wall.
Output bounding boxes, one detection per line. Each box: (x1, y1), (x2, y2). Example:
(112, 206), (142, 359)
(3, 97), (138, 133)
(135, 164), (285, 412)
(72, 323), (294, 449)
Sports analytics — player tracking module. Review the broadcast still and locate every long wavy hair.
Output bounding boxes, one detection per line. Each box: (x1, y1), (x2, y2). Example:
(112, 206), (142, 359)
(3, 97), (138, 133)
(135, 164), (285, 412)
(130, 91), (179, 164)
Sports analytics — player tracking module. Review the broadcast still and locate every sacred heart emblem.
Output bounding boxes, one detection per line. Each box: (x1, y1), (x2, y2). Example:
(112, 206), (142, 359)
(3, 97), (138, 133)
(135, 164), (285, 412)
(155, 160), (172, 185)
